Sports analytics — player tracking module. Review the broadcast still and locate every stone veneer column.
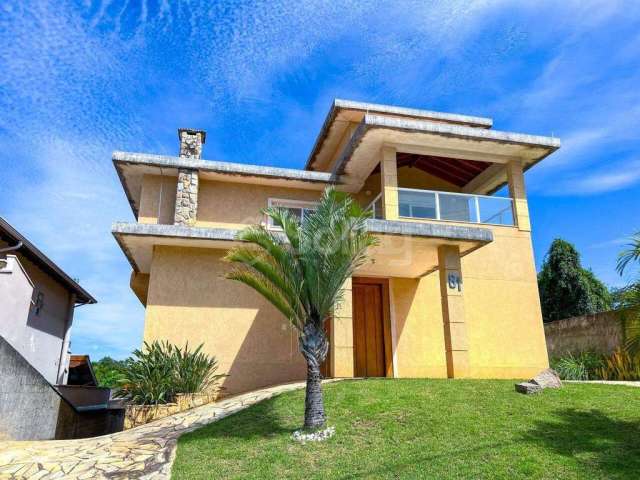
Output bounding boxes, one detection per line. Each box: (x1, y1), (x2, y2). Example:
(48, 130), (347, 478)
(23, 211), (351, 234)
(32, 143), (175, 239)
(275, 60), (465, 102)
(380, 145), (399, 220)
(506, 160), (531, 232)
(174, 129), (206, 226)
(438, 245), (469, 378)
(174, 169), (199, 225)
(330, 277), (354, 377)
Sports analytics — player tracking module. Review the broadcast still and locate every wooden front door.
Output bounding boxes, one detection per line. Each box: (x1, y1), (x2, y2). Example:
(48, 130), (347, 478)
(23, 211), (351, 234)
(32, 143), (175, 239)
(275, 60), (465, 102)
(353, 278), (391, 377)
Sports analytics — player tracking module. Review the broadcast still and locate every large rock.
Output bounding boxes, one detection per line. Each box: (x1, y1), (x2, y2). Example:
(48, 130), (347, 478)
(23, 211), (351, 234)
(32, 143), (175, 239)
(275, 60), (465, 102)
(515, 368), (562, 395)
(531, 368), (562, 389)
(515, 382), (543, 395)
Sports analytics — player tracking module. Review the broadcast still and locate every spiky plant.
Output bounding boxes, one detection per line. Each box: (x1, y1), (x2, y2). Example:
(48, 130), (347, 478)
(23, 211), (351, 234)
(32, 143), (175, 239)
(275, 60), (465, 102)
(225, 187), (377, 429)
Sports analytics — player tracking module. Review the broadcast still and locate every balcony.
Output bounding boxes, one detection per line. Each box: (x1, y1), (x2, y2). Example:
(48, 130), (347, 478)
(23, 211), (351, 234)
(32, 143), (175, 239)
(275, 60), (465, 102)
(369, 188), (515, 227)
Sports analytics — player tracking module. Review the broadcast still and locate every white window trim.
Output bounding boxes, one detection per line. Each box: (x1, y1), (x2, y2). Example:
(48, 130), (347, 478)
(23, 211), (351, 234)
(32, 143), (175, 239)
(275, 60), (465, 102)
(266, 198), (319, 230)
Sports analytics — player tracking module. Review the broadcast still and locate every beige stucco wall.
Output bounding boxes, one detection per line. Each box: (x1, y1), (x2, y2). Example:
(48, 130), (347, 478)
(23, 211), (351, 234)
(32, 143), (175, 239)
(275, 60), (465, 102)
(378, 225), (547, 380)
(136, 165), (547, 387)
(138, 175), (177, 225)
(196, 180), (322, 229)
(390, 276), (448, 377)
(143, 246), (306, 395)
(461, 226), (548, 378)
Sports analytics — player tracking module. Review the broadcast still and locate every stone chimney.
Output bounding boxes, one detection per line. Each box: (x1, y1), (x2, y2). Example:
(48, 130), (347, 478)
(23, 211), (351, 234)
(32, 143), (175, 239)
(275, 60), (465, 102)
(178, 128), (206, 159)
(174, 128), (206, 225)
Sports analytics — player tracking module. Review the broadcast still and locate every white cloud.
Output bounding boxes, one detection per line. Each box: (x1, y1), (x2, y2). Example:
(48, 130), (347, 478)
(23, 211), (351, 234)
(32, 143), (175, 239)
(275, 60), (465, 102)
(546, 160), (640, 196)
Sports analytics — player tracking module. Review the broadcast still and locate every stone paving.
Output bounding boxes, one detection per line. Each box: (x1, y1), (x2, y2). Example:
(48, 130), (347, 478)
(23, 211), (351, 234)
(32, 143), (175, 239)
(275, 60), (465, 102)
(0, 380), (335, 480)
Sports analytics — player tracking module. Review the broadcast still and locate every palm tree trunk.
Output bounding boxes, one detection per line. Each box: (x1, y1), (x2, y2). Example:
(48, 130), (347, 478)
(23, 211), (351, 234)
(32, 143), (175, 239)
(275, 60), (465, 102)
(300, 321), (329, 429)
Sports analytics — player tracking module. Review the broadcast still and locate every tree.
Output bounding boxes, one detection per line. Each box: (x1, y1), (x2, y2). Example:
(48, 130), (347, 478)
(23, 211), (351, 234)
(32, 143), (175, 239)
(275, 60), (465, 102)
(538, 238), (611, 322)
(225, 187), (376, 429)
(92, 357), (127, 388)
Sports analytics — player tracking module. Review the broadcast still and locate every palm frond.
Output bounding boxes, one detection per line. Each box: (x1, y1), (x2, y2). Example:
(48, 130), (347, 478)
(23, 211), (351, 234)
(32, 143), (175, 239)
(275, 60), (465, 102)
(617, 232), (640, 276)
(225, 247), (303, 317)
(226, 185), (377, 335)
(227, 270), (300, 326)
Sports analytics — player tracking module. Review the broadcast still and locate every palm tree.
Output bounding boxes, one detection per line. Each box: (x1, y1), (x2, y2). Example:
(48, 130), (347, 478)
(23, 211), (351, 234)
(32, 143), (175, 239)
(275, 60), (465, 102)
(616, 231), (640, 353)
(617, 231), (640, 277)
(224, 187), (377, 429)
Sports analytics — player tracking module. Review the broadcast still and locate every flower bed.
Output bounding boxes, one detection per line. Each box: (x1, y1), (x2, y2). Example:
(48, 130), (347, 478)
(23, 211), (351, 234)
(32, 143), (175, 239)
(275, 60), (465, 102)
(124, 392), (220, 429)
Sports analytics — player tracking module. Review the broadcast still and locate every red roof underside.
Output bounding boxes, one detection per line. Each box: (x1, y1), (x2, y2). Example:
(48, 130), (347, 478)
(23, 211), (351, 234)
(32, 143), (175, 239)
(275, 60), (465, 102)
(372, 153), (490, 187)
(393, 152), (491, 187)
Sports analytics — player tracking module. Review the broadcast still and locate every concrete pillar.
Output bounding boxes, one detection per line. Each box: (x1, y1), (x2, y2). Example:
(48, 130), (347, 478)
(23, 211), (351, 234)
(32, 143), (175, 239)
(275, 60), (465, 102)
(380, 145), (399, 220)
(438, 245), (469, 378)
(56, 293), (76, 384)
(506, 160), (531, 231)
(174, 129), (205, 226)
(330, 277), (354, 377)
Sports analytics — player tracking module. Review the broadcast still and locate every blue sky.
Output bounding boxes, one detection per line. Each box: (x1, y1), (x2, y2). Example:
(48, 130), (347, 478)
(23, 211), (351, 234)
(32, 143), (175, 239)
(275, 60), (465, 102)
(1, 1), (639, 359)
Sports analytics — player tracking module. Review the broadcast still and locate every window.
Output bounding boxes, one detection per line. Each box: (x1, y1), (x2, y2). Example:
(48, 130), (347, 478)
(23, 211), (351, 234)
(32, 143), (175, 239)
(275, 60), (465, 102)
(267, 199), (317, 229)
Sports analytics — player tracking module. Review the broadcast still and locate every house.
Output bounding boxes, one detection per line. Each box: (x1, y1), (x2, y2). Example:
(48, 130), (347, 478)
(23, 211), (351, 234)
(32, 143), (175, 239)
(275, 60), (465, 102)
(0, 217), (96, 384)
(112, 100), (560, 395)
(0, 218), (122, 441)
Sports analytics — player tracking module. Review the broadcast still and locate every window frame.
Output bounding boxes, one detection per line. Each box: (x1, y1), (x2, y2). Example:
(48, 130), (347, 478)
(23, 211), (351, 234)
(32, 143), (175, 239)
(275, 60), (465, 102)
(266, 198), (318, 230)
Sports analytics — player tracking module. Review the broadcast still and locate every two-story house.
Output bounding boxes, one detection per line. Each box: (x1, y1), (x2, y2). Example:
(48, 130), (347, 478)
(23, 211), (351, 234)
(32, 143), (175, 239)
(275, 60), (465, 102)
(112, 100), (560, 395)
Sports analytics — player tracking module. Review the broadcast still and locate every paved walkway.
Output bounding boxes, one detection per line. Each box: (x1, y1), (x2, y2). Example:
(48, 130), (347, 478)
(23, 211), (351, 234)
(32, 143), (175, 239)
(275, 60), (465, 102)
(566, 380), (640, 387)
(0, 380), (333, 480)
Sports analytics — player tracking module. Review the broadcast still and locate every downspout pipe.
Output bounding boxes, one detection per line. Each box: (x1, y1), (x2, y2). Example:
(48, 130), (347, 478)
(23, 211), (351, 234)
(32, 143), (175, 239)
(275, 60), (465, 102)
(0, 241), (23, 253)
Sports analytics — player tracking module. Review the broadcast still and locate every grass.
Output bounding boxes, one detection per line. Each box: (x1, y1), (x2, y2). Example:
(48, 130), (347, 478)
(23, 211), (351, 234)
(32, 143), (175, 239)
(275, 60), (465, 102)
(172, 379), (640, 480)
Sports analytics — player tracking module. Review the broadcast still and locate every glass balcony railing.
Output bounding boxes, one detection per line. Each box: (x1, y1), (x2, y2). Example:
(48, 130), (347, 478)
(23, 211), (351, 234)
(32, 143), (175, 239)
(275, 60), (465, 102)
(367, 188), (515, 226)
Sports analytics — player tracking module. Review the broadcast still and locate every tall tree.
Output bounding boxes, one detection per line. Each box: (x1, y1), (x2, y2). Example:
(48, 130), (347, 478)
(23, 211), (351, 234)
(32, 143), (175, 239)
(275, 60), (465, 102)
(225, 187), (377, 429)
(538, 238), (611, 322)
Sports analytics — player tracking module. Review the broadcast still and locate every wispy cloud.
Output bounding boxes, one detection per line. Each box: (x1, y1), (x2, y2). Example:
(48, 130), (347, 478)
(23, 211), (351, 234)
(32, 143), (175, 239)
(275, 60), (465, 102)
(546, 159), (640, 196)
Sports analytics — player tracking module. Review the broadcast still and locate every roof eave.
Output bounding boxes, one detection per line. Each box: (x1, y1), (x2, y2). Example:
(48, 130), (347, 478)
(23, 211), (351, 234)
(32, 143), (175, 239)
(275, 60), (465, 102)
(304, 99), (495, 171)
(0, 218), (97, 304)
(113, 151), (337, 219)
(333, 114), (561, 177)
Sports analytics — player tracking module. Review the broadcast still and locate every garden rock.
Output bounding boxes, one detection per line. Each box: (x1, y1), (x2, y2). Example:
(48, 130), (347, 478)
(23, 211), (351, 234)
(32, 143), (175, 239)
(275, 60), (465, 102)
(515, 382), (543, 394)
(531, 368), (562, 389)
(515, 368), (562, 394)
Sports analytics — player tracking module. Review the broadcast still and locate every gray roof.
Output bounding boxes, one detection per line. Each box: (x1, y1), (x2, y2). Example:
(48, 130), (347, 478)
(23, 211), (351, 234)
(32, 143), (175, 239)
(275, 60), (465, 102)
(332, 114), (561, 176)
(113, 151), (335, 184)
(305, 99), (495, 170)
(0, 217), (96, 304)
(112, 218), (492, 244)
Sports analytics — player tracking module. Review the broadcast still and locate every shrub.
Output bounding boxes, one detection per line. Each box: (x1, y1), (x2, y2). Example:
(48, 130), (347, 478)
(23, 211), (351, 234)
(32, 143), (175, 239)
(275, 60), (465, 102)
(173, 343), (226, 394)
(597, 347), (640, 381)
(116, 341), (225, 405)
(550, 352), (604, 380)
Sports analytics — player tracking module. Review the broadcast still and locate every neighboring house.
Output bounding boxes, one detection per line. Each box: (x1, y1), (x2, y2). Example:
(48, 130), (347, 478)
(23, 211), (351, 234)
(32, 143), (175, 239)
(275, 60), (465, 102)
(112, 99), (560, 395)
(0, 219), (120, 441)
(67, 354), (99, 386)
(0, 217), (96, 384)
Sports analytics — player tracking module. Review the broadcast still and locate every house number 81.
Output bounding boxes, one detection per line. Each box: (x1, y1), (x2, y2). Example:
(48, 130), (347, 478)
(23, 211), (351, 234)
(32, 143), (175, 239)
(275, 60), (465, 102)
(447, 273), (462, 292)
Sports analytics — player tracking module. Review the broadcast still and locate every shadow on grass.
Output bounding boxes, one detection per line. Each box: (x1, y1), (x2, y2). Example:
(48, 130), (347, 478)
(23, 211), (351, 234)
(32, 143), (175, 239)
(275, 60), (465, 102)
(521, 408), (640, 477)
(181, 396), (298, 442)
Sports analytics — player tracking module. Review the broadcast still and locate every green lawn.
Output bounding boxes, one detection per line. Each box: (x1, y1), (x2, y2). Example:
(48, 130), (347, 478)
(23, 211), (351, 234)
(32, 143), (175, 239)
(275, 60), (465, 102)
(172, 379), (640, 480)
